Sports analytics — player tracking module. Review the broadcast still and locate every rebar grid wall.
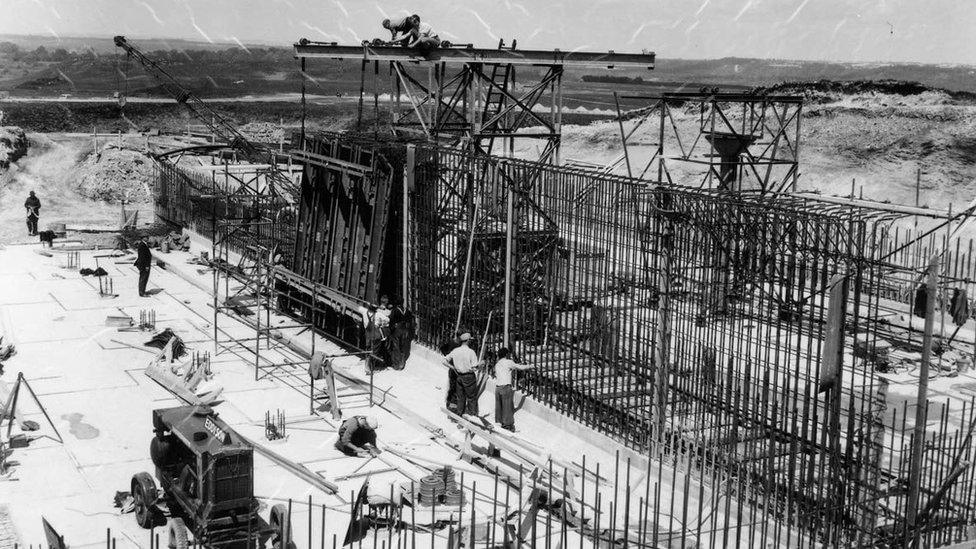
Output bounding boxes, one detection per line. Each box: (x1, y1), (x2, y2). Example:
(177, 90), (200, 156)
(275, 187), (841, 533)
(406, 145), (976, 546)
(153, 137), (976, 546)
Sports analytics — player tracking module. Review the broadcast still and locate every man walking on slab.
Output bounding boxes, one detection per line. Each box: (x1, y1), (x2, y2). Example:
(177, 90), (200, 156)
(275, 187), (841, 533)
(134, 237), (152, 297)
(446, 332), (480, 416)
(24, 191), (40, 236)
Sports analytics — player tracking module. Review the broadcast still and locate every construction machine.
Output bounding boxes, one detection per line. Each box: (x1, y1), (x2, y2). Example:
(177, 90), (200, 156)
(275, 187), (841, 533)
(112, 35), (299, 212)
(130, 405), (292, 549)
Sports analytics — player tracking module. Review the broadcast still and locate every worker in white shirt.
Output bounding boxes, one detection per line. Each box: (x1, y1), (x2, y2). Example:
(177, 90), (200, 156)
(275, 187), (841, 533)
(493, 347), (534, 431)
(445, 332), (480, 415)
(381, 15), (418, 45)
(407, 20), (441, 55)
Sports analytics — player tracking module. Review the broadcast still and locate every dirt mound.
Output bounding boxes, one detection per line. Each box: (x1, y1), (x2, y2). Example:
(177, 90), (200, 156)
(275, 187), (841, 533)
(0, 127), (29, 169)
(75, 146), (155, 203)
(558, 122), (627, 149)
(0, 135), (125, 244)
(239, 121), (285, 144)
(755, 79), (976, 105)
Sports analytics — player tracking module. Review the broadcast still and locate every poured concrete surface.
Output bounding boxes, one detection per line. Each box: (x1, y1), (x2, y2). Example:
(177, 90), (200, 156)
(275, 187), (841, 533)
(0, 242), (729, 548)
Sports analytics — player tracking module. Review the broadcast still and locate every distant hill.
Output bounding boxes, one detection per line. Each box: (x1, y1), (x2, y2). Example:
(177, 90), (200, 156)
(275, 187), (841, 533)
(0, 34), (271, 54)
(651, 58), (976, 93)
(1, 34), (973, 99)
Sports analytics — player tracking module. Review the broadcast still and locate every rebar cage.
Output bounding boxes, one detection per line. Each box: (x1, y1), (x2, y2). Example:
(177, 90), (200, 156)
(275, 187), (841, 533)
(153, 133), (976, 547)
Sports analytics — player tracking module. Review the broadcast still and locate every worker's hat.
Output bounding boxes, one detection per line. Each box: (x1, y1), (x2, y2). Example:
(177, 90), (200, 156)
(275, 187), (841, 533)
(365, 416), (379, 429)
(459, 332), (471, 342)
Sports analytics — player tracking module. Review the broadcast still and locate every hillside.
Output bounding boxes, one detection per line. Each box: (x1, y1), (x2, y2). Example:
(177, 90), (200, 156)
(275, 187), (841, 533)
(2, 37), (975, 100)
(555, 82), (976, 212)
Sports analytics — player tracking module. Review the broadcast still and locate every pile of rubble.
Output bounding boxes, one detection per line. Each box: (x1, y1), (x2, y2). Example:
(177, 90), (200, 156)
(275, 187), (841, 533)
(0, 127), (29, 169)
(239, 122), (285, 144)
(75, 146), (154, 203)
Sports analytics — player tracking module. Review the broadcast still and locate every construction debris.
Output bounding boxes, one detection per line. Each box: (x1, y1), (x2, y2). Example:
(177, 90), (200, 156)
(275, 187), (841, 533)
(75, 147), (154, 203)
(144, 328), (186, 358)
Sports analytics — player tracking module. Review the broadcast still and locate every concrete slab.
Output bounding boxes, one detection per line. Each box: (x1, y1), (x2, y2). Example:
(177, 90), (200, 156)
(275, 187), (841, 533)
(0, 242), (706, 548)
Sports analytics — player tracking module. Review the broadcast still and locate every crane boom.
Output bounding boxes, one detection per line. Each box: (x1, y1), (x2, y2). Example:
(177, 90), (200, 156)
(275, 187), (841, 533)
(113, 35), (292, 190)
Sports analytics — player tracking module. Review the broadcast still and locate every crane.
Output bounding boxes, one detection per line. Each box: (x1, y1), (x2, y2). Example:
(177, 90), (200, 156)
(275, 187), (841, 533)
(113, 35), (298, 198)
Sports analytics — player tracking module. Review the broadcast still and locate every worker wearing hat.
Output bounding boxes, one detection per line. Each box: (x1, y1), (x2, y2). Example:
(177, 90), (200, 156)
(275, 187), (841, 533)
(382, 14), (418, 45)
(445, 332), (480, 415)
(335, 415), (380, 457)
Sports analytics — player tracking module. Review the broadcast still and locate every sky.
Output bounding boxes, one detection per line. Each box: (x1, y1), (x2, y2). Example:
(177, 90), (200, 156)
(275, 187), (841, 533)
(1, 0), (974, 65)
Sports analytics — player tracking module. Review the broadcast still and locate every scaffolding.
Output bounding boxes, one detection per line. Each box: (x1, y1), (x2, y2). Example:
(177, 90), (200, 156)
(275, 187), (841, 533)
(295, 41), (656, 165)
(203, 158), (311, 387)
(611, 92), (803, 193)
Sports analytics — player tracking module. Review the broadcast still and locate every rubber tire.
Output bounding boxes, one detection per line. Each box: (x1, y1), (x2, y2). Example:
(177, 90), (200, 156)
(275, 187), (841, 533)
(269, 504), (291, 549)
(131, 472), (158, 529)
(167, 518), (189, 549)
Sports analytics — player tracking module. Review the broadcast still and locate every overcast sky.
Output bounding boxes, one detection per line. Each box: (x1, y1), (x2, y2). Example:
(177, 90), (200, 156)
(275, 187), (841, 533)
(2, 0), (973, 65)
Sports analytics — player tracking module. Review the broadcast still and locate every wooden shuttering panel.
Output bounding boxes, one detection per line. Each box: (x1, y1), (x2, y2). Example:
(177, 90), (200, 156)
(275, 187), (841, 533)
(292, 136), (396, 310)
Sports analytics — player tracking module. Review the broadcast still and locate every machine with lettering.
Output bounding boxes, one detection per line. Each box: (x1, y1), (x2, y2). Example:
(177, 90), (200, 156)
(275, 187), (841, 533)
(128, 405), (292, 549)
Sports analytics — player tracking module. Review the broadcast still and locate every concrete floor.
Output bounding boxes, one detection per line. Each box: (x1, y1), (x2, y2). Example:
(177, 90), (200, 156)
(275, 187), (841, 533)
(0, 242), (727, 548)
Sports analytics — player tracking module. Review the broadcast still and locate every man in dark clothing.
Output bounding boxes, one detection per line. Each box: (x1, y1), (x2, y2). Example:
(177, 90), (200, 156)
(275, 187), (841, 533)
(388, 299), (415, 370)
(24, 191), (40, 236)
(335, 415), (379, 457)
(440, 337), (460, 412)
(135, 237), (153, 297)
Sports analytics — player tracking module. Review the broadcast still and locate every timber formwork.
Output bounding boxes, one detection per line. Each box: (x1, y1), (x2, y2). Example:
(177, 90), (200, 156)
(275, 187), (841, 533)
(154, 135), (976, 547)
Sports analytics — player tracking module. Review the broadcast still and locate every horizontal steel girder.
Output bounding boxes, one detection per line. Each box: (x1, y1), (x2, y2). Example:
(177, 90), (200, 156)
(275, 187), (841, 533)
(294, 42), (655, 69)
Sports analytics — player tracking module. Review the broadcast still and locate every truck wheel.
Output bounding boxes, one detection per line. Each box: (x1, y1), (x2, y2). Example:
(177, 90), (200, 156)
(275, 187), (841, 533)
(167, 518), (189, 549)
(269, 504), (292, 549)
(131, 472), (158, 529)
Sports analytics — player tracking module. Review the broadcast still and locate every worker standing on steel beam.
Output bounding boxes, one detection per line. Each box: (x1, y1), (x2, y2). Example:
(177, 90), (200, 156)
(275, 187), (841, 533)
(382, 15), (419, 46)
(446, 332), (480, 416)
(493, 347), (534, 432)
(407, 19), (441, 55)
(134, 236), (153, 297)
(335, 415), (380, 457)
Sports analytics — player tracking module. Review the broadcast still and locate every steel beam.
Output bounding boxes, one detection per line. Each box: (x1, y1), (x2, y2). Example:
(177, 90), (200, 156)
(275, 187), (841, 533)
(294, 42), (655, 69)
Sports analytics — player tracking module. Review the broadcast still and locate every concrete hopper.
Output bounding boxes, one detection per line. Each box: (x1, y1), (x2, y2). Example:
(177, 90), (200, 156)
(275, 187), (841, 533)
(704, 131), (758, 190)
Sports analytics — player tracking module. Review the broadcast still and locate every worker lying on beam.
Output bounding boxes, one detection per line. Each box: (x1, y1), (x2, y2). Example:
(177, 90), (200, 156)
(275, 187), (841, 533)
(335, 415), (381, 457)
(382, 15), (419, 46)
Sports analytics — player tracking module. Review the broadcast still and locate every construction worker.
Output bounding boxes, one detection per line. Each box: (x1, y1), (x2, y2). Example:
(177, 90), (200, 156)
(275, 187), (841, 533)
(445, 332), (480, 416)
(493, 347), (534, 431)
(382, 15), (418, 45)
(388, 299), (415, 370)
(335, 415), (380, 457)
(134, 236), (153, 297)
(407, 19), (441, 55)
(440, 336), (460, 412)
(360, 303), (388, 371)
(24, 191), (40, 236)
(376, 295), (393, 333)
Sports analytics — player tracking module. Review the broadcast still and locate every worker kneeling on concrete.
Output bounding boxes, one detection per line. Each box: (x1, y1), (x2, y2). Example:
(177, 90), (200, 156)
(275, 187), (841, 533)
(335, 415), (380, 457)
